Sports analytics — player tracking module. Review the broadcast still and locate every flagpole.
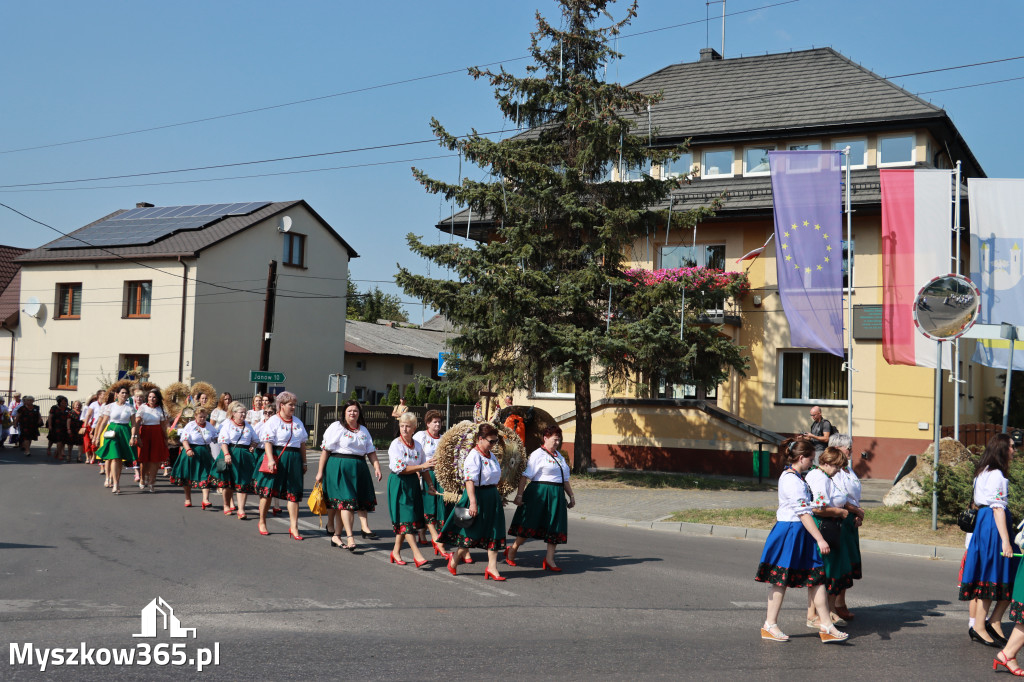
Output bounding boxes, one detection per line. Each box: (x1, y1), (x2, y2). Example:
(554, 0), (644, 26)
(844, 147), (853, 439)
(953, 162), (962, 443)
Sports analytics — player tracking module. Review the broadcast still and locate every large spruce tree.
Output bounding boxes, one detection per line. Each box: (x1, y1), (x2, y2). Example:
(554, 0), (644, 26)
(397, 0), (747, 471)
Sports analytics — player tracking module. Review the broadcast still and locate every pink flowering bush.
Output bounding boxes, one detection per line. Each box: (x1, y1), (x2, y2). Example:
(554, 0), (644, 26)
(623, 266), (750, 297)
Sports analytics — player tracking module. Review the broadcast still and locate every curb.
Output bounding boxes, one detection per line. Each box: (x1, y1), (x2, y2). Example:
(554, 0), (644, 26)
(570, 511), (962, 562)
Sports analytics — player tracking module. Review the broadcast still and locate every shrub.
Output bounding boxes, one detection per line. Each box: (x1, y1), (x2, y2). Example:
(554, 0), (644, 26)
(920, 450), (1024, 524)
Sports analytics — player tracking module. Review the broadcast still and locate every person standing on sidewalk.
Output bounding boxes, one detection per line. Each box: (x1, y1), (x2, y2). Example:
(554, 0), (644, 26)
(803, 406), (833, 464)
(755, 437), (847, 644)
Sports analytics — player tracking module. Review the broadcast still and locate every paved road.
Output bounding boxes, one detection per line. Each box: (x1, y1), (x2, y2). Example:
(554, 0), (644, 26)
(0, 448), (989, 680)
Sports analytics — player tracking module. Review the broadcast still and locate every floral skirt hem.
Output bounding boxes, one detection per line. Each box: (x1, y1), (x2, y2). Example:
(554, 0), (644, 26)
(507, 524), (567, 546)
(324, 495), (376, 512)
(437, 532), (507, 551)
(169, 476), (212, 489)
(960, 581), (1015, 601)
(394, 520), (426, 534)
(754, 562), (825, 588)
(253, 484), (301, 503)
(1009, 600), (1024, 624)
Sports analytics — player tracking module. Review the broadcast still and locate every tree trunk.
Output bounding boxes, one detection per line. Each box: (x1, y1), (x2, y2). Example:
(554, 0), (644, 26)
(572, 360), (593, 473)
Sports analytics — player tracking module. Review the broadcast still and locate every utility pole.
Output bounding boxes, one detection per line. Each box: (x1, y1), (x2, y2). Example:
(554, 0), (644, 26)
(257, 260), (278, 395)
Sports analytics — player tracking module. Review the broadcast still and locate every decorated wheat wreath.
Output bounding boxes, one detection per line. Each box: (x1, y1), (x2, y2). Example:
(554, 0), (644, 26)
(434, 420), (527, 503)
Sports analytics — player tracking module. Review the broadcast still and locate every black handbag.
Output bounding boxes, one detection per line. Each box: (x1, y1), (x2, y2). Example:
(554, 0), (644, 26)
(818, 517), (842, 547)
(958, 478), (979, 533)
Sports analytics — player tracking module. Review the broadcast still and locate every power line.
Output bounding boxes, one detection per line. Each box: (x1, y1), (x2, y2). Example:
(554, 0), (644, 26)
(0, 0), (799, 156)
(917, 74), (1024, 95)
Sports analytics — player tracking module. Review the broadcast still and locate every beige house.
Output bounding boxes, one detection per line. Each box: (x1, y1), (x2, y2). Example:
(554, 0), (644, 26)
(344, 318), (449, 404)
(440, 48), (998, 479)
(16, 201), (356, 404)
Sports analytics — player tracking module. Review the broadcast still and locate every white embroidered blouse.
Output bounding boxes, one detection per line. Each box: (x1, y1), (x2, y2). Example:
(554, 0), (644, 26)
(413, 430), (440, 460)
(321, 422), (374, 455)
(807, 468), (846, 509)
(975, 467), (1010, 510)
(463, 448), (501, 486)
(217, 420), (259, 446)
(180, 421), (217, 446)
(261, 415), (308, 448)
(776, 469), (815, 522)
(522, 447), (570, 484)
(388, 438), (425, 474)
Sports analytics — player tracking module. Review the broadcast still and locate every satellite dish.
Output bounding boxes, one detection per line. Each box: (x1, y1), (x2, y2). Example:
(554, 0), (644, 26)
(23, 296), (41, 318)
(278, 216), (293, 233)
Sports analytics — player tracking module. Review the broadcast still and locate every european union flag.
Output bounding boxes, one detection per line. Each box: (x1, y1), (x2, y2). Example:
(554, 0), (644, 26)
(769, 151), (845, 357)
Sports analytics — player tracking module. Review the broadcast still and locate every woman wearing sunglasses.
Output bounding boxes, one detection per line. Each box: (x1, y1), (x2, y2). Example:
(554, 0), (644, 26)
(440, 423), (508, 581)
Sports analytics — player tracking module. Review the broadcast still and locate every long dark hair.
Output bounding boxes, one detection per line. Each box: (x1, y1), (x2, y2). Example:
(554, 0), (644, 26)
(976, 433), (1013, 478)
(342, 400), (365, 427)
(147, 388), (164, 408)
(780, 437), (815, 465)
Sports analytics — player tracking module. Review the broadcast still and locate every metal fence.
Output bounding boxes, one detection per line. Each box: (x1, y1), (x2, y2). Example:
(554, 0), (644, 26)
(311, 403), (476, 446)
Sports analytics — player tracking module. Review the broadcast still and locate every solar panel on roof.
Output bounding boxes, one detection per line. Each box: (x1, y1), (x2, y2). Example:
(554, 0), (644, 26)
(47, 201), (271, 249)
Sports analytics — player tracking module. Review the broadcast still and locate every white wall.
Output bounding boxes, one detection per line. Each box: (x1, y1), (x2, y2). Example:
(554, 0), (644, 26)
(191, 204), (349, 404)
(16, 258), (197, 399)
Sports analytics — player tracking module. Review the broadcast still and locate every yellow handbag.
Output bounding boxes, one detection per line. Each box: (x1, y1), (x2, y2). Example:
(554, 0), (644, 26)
(306, 482), (327, 524)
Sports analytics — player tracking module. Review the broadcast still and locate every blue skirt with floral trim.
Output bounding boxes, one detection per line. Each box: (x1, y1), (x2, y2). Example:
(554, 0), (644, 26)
(754, 519), (825, 588)
(960, 506), (1019, 601)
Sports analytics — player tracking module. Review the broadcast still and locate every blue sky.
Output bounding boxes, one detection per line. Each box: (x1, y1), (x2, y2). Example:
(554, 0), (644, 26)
(2, 0), (1022, 321)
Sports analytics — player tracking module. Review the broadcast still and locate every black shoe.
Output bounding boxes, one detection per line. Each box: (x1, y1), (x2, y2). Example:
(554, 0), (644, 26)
(970, 626), (1001, 647)
(986, 622), (1010, 646)
(360, 530), (379, 540)
(325, 527), (335, 536)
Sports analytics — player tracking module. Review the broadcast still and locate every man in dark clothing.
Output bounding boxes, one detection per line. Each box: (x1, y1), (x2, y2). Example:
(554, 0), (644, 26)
(804, 405), (833, 464)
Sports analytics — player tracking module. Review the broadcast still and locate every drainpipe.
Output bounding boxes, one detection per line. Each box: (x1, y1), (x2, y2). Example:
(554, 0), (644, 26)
(178, 257), (189, 382)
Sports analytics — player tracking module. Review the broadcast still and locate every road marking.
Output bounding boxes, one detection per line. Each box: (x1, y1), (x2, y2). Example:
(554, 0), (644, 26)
(266, 516), (517, 598)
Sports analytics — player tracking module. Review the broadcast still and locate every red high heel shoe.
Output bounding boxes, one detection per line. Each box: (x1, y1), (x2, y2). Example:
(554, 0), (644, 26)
(237, 512), (247, 520)
(258, 525), (270, 536)
(994, 651), (1024, 676)
(201, 501), (212, 510)
(183, 501), (192, 508)
(272, 507), (283, 516)
(414, 557), (429, 568)
(542, 559), (562, 572)
(288, 529), (303, 541)
(433, 542), (451, 558)
(447, 555), (457, 576)
(463, 554), (474, 564)
(390, 552), (407, 566)
(484, 569), (507, 581)
(504, 547), (517, 567)
(222, 509), (233, 516)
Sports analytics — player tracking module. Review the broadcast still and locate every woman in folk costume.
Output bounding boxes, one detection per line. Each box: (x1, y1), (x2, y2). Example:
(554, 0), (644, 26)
(315, 400), (382, 550)
(82, 390), (104, 467)
(386, 411), (436, 567)
(754, 438), (847, 643)
(415, 409), (450, 556)
(961, 433), (1019, 648)
(170, 407), (217, 509)
(92, 387), (137, 495)
(135, 389), (170, 492)
(505, 424), (576, 572)
(210, 401), (260, 520)
(804, 447), (856, 628)
(440, 423), (509, 581)
(829, 433), (864, 622)
(254, 392), (308, 540)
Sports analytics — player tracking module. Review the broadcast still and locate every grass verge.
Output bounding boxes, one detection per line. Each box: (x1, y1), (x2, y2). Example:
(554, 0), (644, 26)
(571, 471), (775, 492)
(666, 506), (965, 548)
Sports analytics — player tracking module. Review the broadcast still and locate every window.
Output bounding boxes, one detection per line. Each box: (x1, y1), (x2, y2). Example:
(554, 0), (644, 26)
(119, 354), (149, 377)
(662, 152), (695, 178)
(403, 363), (414, 375)
(702, 148), (734, 178)
(355, 360), (367, 371)
(778, 351), (847, 404)
(744, 146), (775, 175)
(841, 238), (854, 290)
(789, 142), (821, 151)
(534, 368), (576, 397)
(124, 281), (152, 318)
(659, 243), (726, 270)
(658, 378), (717, 401)
(53, 353), (79, 390)
(56, 283), (81, 319)
(878, 134), (915, 166)
(354, 386), (366, 401)
(831, 139), (867, 168)
(283, 233), (306, 267)
(621, 160), (651, 182)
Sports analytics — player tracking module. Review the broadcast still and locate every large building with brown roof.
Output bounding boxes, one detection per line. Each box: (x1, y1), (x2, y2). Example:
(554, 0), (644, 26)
(15, 200), (356, 403)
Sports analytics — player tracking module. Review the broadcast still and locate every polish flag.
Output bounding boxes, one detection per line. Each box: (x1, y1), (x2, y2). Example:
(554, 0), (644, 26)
(880, 169), (953, 368)
(735, 234), (774, 264)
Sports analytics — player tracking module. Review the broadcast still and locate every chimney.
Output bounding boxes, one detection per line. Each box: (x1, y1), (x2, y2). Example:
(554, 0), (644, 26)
(136, 202), (155, 208)
(699, 48), (723, 62)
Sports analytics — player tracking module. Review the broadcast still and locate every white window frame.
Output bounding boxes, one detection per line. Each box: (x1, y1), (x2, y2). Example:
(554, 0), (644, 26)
(788, 141), (821, 151)
(831, 138), (867, 169)
(658, 242), (726, 270)
(621, 159), (651, 182)
(777, 350), (848, 406)
(701, 148), (734, 179)
(877, 133), (916, 167)
(661, 153), (696, 180)
(743, 145), (775, 176)
(532, 373), (576, 399)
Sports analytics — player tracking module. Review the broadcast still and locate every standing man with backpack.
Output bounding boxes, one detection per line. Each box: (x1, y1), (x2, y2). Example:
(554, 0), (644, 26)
(804, 405), (834, 464)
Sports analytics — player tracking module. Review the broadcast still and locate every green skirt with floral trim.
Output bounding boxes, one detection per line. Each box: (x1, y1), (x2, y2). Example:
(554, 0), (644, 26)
(439, 486), (506, 550)
(96, 422), (134, 462)
(209, 444), (258, 493)
(815, 516), (854, 595)
(252, 446), (305, 502)
(388, 472), (426, 534)
(842, 513), (862, 580)
(508, 481), (568, 545)
(322, 454), (377, 511)
(170, 444), (214, 489)
(422, 470), (446, 524)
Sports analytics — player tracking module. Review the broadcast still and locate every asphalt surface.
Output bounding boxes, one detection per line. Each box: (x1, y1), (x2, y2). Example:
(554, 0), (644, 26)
(0, 446), (1001, 680)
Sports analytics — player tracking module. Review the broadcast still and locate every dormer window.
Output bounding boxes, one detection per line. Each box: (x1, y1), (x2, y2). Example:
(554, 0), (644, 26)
(702, 149), (734, 178)
(744, 146), (775, 175)
(662, 152), (695, 179)
(831, 139), (867, 169)
(878, 134), (915, 167)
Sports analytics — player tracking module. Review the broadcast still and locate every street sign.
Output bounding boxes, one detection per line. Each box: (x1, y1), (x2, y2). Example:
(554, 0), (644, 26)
(328, 373), (347, 394)
(250, 370), (286, 383)
(437, 352), (455, 377)
(267, 386), (286, 396)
